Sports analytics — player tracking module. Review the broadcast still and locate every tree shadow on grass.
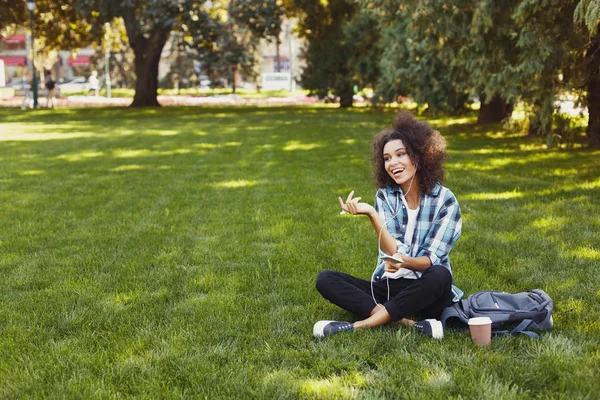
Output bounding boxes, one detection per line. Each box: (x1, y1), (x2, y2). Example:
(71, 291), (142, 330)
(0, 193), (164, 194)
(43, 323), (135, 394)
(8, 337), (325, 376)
(3, 108), (599, 306)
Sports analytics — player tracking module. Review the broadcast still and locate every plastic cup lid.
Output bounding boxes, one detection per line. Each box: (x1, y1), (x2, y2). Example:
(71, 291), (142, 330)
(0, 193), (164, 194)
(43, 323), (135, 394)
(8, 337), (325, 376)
(468, 317), (492, 325)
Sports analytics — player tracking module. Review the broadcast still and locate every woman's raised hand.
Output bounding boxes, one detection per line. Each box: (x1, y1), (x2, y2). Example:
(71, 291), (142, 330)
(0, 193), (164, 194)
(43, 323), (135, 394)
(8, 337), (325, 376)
(338, 190), (375, 216)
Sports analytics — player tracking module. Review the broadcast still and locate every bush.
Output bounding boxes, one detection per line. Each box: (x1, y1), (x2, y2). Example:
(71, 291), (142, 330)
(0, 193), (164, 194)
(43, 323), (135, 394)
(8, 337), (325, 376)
(548, 113), (587, 149)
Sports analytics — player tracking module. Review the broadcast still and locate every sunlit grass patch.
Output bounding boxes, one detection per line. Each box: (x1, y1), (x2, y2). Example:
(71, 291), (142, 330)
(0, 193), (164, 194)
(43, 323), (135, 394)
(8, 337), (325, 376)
(282, 140), (325, 151)
(567, 246), (600, 260)
(212, 179), (258, 188)
(111, 164), (146, 172)
(463, 190), (524, 201)
(18, 169), (45, 176)
(299, 372), (367, 398)
(0, 129), (95, 141)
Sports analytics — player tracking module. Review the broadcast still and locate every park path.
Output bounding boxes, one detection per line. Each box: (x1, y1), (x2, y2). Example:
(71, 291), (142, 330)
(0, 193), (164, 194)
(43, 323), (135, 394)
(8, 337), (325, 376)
(0, 93), (321, 108)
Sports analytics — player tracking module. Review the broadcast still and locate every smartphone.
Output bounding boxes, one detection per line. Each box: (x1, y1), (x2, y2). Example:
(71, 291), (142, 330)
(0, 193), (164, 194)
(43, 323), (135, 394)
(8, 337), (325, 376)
(381, 254), (403, 264)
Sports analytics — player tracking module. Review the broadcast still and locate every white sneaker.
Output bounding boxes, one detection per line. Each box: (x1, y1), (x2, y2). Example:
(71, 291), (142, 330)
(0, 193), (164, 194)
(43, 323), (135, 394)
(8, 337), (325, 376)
(313, 320), (354, 338)
(413, 319), (444, 339)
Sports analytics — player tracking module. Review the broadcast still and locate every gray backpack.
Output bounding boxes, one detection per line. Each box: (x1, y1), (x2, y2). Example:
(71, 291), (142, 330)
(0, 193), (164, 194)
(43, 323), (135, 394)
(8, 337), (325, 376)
(440, 289), (553, 339)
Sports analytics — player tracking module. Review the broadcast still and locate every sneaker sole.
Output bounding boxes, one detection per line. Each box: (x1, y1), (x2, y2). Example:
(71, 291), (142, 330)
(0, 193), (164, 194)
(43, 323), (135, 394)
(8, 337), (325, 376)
(425, 319), (444, 339)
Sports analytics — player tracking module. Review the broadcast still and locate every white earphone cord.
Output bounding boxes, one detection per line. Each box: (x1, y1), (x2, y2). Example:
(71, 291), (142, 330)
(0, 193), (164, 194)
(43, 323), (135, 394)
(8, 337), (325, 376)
(371, 171), (416, 305)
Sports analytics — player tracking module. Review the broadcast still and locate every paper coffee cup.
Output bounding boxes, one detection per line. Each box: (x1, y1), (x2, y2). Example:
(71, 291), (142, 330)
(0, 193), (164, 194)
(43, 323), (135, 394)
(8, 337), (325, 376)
(468, 317), (492, 346)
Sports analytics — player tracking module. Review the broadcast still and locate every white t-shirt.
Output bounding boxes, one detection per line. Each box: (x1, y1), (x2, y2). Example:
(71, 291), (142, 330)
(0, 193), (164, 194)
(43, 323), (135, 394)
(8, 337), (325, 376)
(402, 196), (419, 247)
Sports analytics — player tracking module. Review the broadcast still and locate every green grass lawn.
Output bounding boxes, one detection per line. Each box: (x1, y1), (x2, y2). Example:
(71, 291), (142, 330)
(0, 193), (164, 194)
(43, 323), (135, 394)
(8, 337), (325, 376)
(1, 106), (599, 399)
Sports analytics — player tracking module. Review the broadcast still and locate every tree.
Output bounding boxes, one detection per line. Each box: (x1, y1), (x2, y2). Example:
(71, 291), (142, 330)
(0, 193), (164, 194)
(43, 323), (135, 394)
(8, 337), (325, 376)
(113, 2), (184, 106)
(293, 0), (381, 107)
(5, 1), (250, 106)
(1, 1), (100, 71)
(495, 2), (576, 137)
(573, 0), (600, 147)
(206, 19), (259, 93)
(187, 0), (288, 93)
(369, 0), (600, 147)
(373, 5), (470, 115)
(0, 0), (26, 32)
(371, 1), (516, 118)
(160, 33), (198, 92)
(101, 19), (136, 89)
(184, 2), (256, 93)
(230, 0), (285, 71)
(472, 0), (597, 145)
(343, 9), (382, 94)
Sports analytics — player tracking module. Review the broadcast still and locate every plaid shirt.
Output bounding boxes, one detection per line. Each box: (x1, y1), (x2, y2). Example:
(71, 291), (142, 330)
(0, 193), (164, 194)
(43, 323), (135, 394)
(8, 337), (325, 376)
(372, 182), (462, 281)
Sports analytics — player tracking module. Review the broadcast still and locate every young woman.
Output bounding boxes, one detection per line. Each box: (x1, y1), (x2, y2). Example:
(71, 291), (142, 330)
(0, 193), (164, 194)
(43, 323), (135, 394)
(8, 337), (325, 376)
(314, 111), (462, 339)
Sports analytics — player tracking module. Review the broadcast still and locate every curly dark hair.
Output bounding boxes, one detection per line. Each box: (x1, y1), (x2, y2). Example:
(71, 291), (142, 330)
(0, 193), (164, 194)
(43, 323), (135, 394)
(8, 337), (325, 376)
(372, 111), (447, 194)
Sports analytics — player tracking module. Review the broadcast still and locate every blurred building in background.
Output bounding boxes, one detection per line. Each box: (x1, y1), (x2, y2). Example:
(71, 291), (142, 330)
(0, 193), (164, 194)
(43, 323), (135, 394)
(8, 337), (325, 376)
(2, 17), (306, 92)
(259, 19), (305, 89)
(0, 33), (28, 86)
(0, 29), (94, 87)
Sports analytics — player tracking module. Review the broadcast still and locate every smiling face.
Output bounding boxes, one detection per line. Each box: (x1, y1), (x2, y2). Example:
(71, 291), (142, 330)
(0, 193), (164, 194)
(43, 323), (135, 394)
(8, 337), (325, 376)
(383, 139), (418, 188)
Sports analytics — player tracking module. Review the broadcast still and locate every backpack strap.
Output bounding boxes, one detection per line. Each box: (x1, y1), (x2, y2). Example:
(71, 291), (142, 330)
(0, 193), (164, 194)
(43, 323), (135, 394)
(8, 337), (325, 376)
(451, 284), (464, 303)
(492, 319), (540, 340)
(440, 302), (469, 329)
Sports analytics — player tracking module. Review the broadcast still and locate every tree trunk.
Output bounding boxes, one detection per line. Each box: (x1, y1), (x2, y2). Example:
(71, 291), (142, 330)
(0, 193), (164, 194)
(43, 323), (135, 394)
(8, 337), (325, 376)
(478, 94), (513, 124)
(275, 39), (281, 73)
(588, 80), (600, 148)
(174, 74), (180, 95)
(130, 46), (164, 107)
(338, 81), (354, 108)
(231, 66), (237, 94)
(123, 8), (171, 107)
(528, 113), (542, 137)
(587, 29), (600, 148)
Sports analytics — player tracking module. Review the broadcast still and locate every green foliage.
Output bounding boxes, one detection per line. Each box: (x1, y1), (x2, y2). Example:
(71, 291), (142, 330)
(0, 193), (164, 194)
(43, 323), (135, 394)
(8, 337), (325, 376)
(3, 1), (99, 49)
(342, 10), (381, 89)
(230, 0), (285, 40)
(160, 35), (198, 91)
(373, 7), (469, 114)
(183, 1), (288, 90)
(574, 0), (600, 34)
(100, 19), (136, 89)
(0, 107), (599, 397)
(548, 112), (587, 149)
(368, 0), (527, 114)
(364, 0), (600, 145)
(0, 0), (26, 32)
(294, 0), (381, 107)
(186, 5), (261, 91)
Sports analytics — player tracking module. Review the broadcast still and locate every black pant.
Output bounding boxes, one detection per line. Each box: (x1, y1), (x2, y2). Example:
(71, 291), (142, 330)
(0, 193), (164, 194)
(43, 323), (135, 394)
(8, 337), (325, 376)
(316, 266), (453, 322)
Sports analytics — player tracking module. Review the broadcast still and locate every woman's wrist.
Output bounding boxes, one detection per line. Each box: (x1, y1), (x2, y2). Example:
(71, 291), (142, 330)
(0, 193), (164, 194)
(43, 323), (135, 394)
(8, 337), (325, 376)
(398, 255), (431, 271)
(367, 208), (379, 221)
